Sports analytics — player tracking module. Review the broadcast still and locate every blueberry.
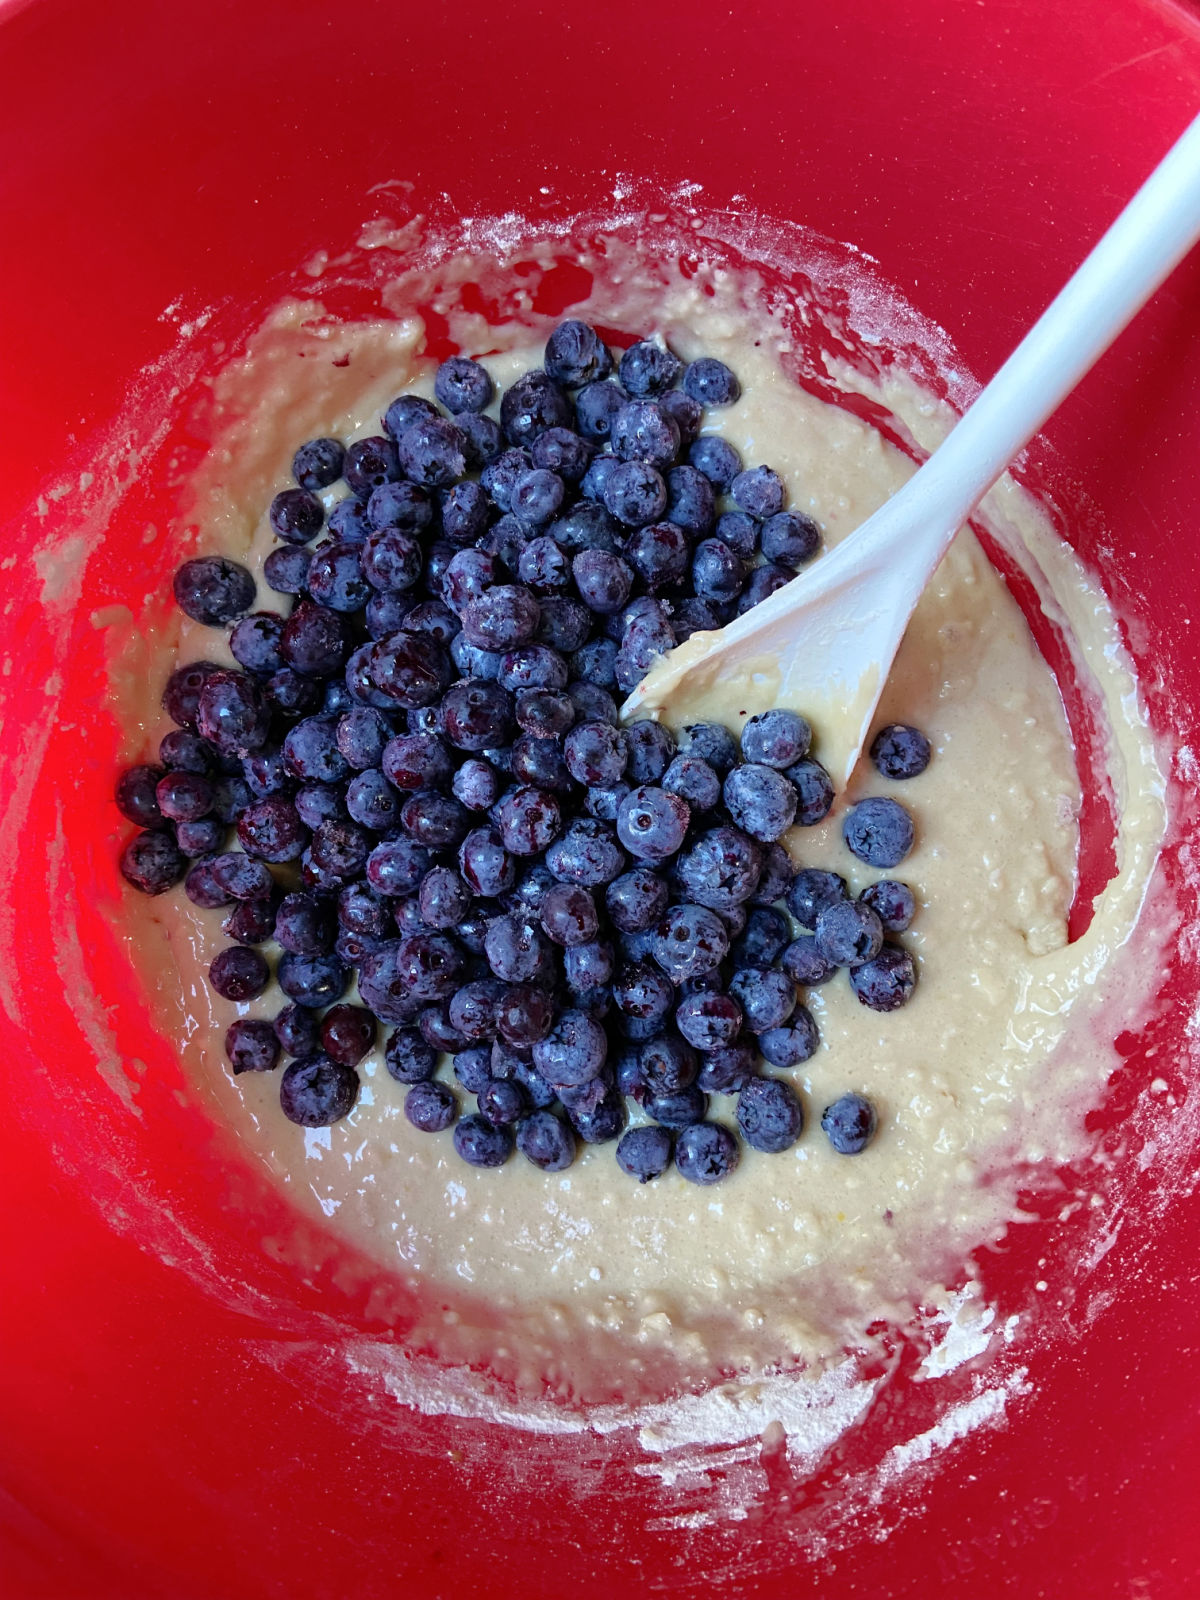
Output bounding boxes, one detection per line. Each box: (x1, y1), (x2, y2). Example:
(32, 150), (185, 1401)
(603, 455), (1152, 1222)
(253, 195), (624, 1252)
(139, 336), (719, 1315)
(600, 868), (664, 936)
(715, 510), (759, 559)
(237, 796), (308, 862)
(688, 435), (742, 490)
(624, 720), (676, 784)
(860, 880), (916, 933)
(434, 483), (490, 551)
(280, 602), (350, 678)
(457, 826), (516, 898)
(176, 817), (226, 857)
(849, 945), (917, 1011)
(208, 944), (270, 1002)
(114, 765), (163, 828)
(538, 882), (598, 947)
(382, 395), (440, 442)
(615, 785), (689, 864)
(660, 388), (702, 446)
(661, 755), (720, 813)
(453, 1044), (496, 1090)
(784, 868), (846, 932)
(651, 904), (728, 982)
(566, 1086), (627, 1144)
(320, 1004), (376, 1068)
(729, 966), (796, 1033)
(274, 891), (335, 955)
(615, 340), (679, 396)
(843, 797), (915, 868)
(382, 731), (453, 792)
(173, 556), (256, 625)
(737, 1077), (803, 1153)
(761, 510), (820, 568)
(675, 1121), (739, 1183)
(821, 1092), (878, 1154)
(697, 1041), (758, 1094)
(614, 600), (675, 694)
(740, 710), (811, 771)
(228, 611), (286, 676)
(602, 460), (668, 528)
(328, 497), (372, 544)
(691, 538), (745, 603)
(730, 466), (784, 519)
(162, 661), (222, 730)
(517, 1110), (577, 1170)
(344, 436), (401, 498)
(404, 1079), (458, 1133)
(676, 825), (763, 912)
(480, 914), (548, 984)
(418, 866), (472, 930)
(194, 670), (270, 757)
(615, 1124), (673, 1182)
(493, 786), (561, 856)
(396, 415), (467, 488)
(268, 488), (326, 546)
(210, 852), (276, 901)
(385, 1027), (437, 1083)
(476, 1078), (525, 1127)
(367, 634), (453, 710)
(536, 597), (592, 653)
(292, 436), (345, 491)
(786, 758), (835, 826)
(460, 586), (541, 652)
(731, 907), (790, 969)
(442, 549), (501, 616)
(571, 637), (618, 689)
(682, 357), (739, 405)
(723, 764), (798, 844)
(815, 899), (884, 967)
(277, 951), (347, 1009)
(544, 321), (612, 388)
(528, 427), (591, 486)
(120, 829), (185, 895)
(264, 545), (312, 594)
(501, 370), (573, 446)
(610, 400), (680, 470)
(280, 1053), (359, 1126)
(264, 667), (322, 717)
(438, 681), (512, 753)
(648, 1084), (708, 1129)
(869, 723), (932, 780)
(612, 960), (675, 1024)
(663, 465), (714, 536)
(419, 1003), (469, 1054)
(509, 467), (564, 526)
(510, 734), (575, 796)
(365, 834), (432, 898)
(218, 1018), (278, 1076)
(495, 984), (556, 1048)
(457, 412), (506, 467)
(758, 1009), (819, 1067)
(517, 536), (571, 594)
(303, 542), (370, 613)
(623, 519), (689, 592)
(515, 687), (575, 740)
(452, 758), (503, 812)
(294, 783), (346, 829)
(497, 644), (568, 694)
(435, 355), (493, 414)
(480, 447), (532, 512)
(559, 721), (624, 788)
(366, 481), (433, 536)
(359, 528), (422, 596)
(573, 548), (636, 614)
(544, 817), (625, 886)
(532, 1009), (607, 1087)
(575, 381), (627, 442)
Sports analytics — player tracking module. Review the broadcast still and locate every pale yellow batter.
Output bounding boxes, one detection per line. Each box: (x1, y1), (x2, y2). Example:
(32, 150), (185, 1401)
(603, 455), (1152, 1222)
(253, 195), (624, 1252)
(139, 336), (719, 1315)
(116, 250), (1164, 1404)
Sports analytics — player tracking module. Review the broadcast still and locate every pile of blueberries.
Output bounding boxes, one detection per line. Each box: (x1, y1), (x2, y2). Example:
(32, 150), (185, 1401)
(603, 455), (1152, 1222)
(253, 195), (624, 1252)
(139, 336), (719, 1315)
(116, 320), (929, 1186)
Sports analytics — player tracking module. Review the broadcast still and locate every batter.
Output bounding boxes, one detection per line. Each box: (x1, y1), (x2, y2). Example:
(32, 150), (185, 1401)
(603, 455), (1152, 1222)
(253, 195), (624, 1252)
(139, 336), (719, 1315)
(117, 250), (1164, 1403)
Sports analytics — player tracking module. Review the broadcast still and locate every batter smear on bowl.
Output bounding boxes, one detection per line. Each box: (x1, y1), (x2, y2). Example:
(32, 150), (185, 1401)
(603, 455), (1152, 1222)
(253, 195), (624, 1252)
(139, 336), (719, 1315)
(112, 226), (1165, 1408)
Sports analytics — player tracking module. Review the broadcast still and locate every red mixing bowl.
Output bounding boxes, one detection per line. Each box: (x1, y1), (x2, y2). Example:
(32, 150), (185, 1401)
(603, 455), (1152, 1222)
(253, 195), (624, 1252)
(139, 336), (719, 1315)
(3, 1), (1200, 1595)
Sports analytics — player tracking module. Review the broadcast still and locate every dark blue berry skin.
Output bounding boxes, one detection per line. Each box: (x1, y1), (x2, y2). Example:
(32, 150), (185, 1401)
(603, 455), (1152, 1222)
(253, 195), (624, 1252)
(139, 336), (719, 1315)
(494, 985), (555, 1050)
(208, 944), (270, 1002)
(114, 768), (163, 832)
(530, 426), (592, 484)
(443, 548), (501, 616)
(571, 637), (619, 690)
(460, 586), (541, 652)
(335, 707), (390, 771)
(281, 602), (350, 678)
(531, 1008), (607, 1087)
(860, 880), (916, 932)
(515, 687), (575, 740)
(850, 945), (917, 1011)
(306, 542), (371, 613)
(843, 797), (915, 868)
(516, 536), (570, 595)
(714, 510), (759, 559)
(573, 548), (635, 615)
(176, 816), (226, 857)
(692, 538), (745, 603)
(495, 786), (562, 856)
(120, 829), (185, 894)
(196, 671), (271, 756)
(457, 826), (516, 899)
(277, 951), (347, 1009)
(402, 599), (459, 645)
(688, 435), (742, 490)
(737, 562), (792, 617)
(294, 783), (346, 830)
(662, 755), (720, 813)
(453, 1046), (495, 1093)
(665, 464), (715, 535)
(344, 436), (401, 498)
(731, 906), (791, 969)
(440, 480), (492, 546)
(229, 612), (285, 676)
(361, 527), (423, 594)
(452, 758), (503, 812)
(419, 1003), (468, 1054)
(440, 681), (514, 753)
(761, 510), (821, 568)
(624, 720), (676, 785)
(510, 735), (574, 796)
(821, 1092), (878, 1154)
(676, 825), (763, 915)
(567, 1087), (627, 1145)
(603, 460), (668, 528)
(612, 960), (675, 1024)
(675, 990), (743, 1052)
(651, 904), (729, 982)
(616, 785), (690, 864)
(269, 489), (326, 546)
(174, 557), (257, 624)
(292, 437), (345, 491)
(697, 1041), (758, 1094)
(623, 519), (690, 592)
(397, 415), (467, 488)
(737, 1077), (804, 1153)
(723, 765), (797, 843)
(385, 1027), (437, 1083)
(537, 598), (592, 654)
(276, 1005), (322, 1057)
(683, 358), (740, 406)
(611, 400), (680, 470)
(618, 341), (681, 396)
(575, 381), (627, 443)
(815, 899), (884, 967)
(328, 497), (373, 544)
(615, 1124), (673, 1182)
(660, 389), (702, 447)
(480, 447), (532, 512)
(786, 759), (836, 827)
(161, 661), (222, 730)
(265, 667), (323, 717)
(222, 890), (279, 948)
(367, 635), (453, 711)
(516, 1110), (577, 1170)
(478, 1078), (525, 1126)
(648, 1084), (708, 1129)
(414, 865), (469, 931)
(781, 936), (837, 987)
(274, 891), (335, 956)
(280, 1054), (359, 1126)
(759, 1009), (820, 1068)
(457, 412), (505, 468)
(787, 868), (848, 931)
(435, 356), (493, 414)
(544, 817), (626, 887)
(155, 768), (216, 823)
(381, 731), (453, 792)
(210, 852), (275, 901)
(544, 321), (612, 388)
(675, 1121), (739, 1183)
(538, 881), (598, 947)
(497, 644), (568, 692)
(382, 394), (440, 442)
(283, 717), (348, 785)
(501, 370), (573, 446)
(366, 480), (432, 534)
(344, 769), (399, 831)
(870, 723), (932, 780)
(264, 545), (312, 594)
(741, 710), (812, 770)
(405, 1079), (458, 1133)
(729, 966), (796, 1033)
(224, 1024), (283, 1075)
(365, 836), (432, 899)
(730, 465), (784, 519)
(321, 1004), (376, 1067)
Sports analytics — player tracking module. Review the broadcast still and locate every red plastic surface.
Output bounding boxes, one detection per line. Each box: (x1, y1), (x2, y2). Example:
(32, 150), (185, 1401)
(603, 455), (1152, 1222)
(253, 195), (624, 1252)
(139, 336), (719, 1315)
(3, 1), (1200, 1595)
